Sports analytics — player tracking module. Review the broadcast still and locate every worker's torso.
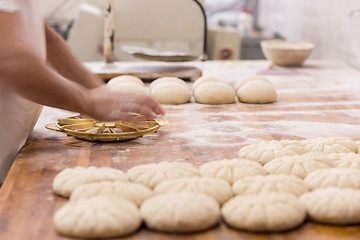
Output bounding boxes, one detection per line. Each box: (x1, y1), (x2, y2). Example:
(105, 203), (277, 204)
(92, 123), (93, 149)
(0, 0), (45, 182)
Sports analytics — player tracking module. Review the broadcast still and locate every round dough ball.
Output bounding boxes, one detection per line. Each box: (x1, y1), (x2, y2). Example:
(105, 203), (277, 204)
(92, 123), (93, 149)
(232, 174), (309, 197)
(302, 137), (358, 154)
(277, 139), (308, 154)
(70, 181), (153, 207)
(328, 152), (360, 169)
(149, 77), (188, 90)
(53, 166), (128, 198)
(141, 192), (220, 233)
(222, 193), (306, 232)
(234, 75), (272, 91)
(238, 141), (302, 165)
(237, 80), (277, 104)
(154, 177), (232, 204)
(54, 195), (141, 238)
(192, 76), (222, 92)
(194, 82), (235, 105)
(150, 82), (191, 104)
(304, 168), (360, 190)
(264, 152), (333, 179)
(300, 187), (360, 225)
(107, 75), (144, 87)
(108, 82), (149, 95)
(127, 162), (200, 189)
(239, 140), (307, 157)
(199, 159), (266, 185)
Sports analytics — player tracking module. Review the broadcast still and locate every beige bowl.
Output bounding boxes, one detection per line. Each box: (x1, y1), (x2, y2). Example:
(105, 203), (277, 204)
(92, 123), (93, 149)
(261, 40), (314, 67)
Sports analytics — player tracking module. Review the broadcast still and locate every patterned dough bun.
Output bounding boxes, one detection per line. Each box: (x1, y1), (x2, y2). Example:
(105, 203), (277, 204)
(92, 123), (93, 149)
(53, 166), (128, 198)
(192, 76), (222, 92)
(238, 140), (305, 165)
(222, 193), (306, 232)
(194, 82), (236, 105)
(234, 75), (272, 91)
(301, 137), (358, 154)
(263, 152), (333, 179)
(199, 159), (266, 185)
(127, 162), (199, 189)
(276, 139), (308, 154)
(108, 82), (149, 95)
(304, 168), (360, 190)
(107, 75), (144, 88)
(149, 77), (188, 90)
(154, 177), (232, 204)
(300, 187), (360, 225)
(141, 192), (220, 233)
(237, 80), (277, 104)
(70, 181), (153, 207)
(54, 195), (141, 238)
(327, 152), (360, 169)
(232, 174), (309, 197)
(355, 140), (360, 153)
(150, 82), (191, 105)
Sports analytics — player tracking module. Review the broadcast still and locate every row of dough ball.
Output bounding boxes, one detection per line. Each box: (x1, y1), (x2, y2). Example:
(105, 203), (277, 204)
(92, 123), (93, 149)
(107, 75), (191, 104)
(53, 165), (224, 238)
(193, 75), (277, 104)
(106, 75), (277, 105)
(224, 187), (360, 231)
(232, 136), (360, 229)
(53, 139), (360, 238)
(238, 136), (359, 165)
(52, 145), (360, 198)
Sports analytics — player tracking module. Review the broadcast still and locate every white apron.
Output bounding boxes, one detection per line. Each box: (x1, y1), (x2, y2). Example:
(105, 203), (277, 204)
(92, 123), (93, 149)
(0, 0), (45, 182)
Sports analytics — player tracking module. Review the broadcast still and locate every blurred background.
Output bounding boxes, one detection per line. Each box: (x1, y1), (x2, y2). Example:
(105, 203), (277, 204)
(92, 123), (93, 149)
(42, 0), (360, 69)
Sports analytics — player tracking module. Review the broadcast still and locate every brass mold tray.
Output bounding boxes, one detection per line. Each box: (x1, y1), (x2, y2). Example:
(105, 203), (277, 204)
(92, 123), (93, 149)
(45, 115), (168, 142)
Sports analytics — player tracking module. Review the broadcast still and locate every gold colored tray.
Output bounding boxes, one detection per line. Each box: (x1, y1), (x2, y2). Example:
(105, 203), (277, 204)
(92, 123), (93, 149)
(45, 115), (168, 142)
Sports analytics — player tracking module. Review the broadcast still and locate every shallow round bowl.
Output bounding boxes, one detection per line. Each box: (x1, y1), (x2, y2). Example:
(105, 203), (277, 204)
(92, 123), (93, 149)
(261, 40), (314, 67)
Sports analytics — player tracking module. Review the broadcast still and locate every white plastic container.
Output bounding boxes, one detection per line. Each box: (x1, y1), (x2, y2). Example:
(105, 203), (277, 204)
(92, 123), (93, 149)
(237, 9), (253, 37)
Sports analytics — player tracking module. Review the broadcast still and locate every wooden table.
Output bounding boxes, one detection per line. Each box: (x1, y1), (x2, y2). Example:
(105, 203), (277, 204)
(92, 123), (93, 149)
(2, 60), (360, 239)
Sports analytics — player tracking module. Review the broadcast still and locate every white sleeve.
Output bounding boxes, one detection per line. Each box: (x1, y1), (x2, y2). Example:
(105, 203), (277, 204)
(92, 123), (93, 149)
(0, 0), (19, 12)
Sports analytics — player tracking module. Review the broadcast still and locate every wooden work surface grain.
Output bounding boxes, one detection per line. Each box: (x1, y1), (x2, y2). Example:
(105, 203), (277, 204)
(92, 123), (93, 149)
(2, 60), (360, 239)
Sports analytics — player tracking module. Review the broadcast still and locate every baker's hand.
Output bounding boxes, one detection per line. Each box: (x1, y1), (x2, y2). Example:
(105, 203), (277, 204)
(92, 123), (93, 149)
(85, 85), (165, 122)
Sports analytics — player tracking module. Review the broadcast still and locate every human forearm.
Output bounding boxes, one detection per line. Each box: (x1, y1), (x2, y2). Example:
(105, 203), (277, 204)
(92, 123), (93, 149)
(0, 44), (165, 121)
(45, 24), (103, 89)
(0, 12), (164, 122)
(0, 42), (90, 115)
